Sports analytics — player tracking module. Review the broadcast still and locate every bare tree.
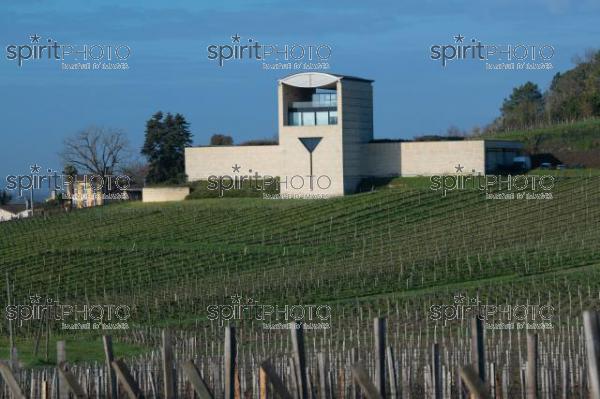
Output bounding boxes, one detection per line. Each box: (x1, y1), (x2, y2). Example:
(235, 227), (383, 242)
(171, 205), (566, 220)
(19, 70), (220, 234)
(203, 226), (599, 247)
(61, 126), (130, 177)
(446, 125), (465, 137)
(121, 159), (149, 188)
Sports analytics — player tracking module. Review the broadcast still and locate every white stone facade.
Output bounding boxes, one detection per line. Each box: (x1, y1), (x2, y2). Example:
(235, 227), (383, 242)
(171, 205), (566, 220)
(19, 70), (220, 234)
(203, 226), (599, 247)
(185, 72), (522, 198)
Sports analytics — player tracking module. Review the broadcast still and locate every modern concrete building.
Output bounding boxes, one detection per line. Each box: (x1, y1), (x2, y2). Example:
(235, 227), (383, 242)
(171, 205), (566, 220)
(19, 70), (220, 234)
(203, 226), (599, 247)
(185, 72), (523, 197)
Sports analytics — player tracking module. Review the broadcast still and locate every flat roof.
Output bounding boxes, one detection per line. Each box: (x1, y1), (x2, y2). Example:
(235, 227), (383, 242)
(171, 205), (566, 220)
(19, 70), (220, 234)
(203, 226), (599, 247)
(369, 139), (523, 145)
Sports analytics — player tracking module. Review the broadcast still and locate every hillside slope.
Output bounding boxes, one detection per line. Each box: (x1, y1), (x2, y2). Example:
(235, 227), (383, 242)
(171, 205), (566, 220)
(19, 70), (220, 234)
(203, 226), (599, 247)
(482, 118), (600, 167)
(1, 176), (600, 346)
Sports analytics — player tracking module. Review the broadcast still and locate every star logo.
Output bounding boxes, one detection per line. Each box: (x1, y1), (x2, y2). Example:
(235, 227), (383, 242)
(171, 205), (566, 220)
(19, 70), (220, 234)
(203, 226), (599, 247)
(469, 297), (481, 307)
(231, 34), (241, 43)
(455, 164), (464, 173)
(30, 34), (41, 43)
(230, 294), (242, 304)
(30, 164), (41, 173)
(30, 294), (42, 304)
(453, 293), (466, 304)
(232, 164), (241, 173)
(454, 34), (465, 43)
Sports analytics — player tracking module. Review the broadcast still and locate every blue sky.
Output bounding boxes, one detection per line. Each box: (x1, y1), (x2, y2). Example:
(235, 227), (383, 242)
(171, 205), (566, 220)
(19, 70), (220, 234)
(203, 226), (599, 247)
(1, 0), (599, 183)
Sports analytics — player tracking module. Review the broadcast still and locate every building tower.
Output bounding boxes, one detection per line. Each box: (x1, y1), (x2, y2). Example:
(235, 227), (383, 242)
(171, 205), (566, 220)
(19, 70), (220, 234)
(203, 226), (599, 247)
(278, 72), (374, 196)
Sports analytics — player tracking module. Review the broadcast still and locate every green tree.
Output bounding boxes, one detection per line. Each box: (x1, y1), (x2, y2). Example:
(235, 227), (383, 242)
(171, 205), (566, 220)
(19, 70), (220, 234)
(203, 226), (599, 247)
(210, 134), (234, 145)
(545, 50), (600, 121)
(500, 82), (544, 129)
(0, 190), (11, 205)
(141, 112), (193, 184)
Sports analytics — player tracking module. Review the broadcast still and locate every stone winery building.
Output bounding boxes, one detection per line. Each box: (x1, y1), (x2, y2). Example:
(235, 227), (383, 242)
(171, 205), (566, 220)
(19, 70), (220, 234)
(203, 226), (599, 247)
(185, 72), (523, 197)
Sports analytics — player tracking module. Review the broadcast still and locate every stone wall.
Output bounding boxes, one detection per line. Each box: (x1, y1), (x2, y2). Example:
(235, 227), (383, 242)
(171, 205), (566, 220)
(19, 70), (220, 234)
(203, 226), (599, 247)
(142, 187), (190, 202)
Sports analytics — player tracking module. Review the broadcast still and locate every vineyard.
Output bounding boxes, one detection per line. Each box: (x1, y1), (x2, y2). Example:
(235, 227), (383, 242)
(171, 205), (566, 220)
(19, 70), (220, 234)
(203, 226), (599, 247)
(0, 176), (600, 398)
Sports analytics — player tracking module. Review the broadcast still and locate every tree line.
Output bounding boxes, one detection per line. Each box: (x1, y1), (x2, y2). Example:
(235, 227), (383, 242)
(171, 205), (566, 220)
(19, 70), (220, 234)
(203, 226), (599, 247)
(489, 49), (600, 131)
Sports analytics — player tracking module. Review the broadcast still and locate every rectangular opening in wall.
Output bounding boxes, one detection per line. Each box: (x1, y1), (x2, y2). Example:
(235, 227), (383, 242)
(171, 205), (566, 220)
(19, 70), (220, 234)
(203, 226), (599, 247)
(286, 87), (338, 126)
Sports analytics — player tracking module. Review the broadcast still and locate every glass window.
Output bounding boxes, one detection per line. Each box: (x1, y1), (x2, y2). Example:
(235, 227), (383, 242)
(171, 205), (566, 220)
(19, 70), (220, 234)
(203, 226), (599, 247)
(329, 111), (338, 125)
(312, 92), (337, 106)
(289, 111), (301, 126)
(316, 111), (329, 125)
(302, 111), (315, 126)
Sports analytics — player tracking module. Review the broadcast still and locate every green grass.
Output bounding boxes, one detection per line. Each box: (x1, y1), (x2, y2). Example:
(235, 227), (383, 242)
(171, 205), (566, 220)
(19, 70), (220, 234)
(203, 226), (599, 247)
(356, 176), (433, 191)
(0, 335), (148, 368)
(526, 167), (600, 177)
(187, 178), (280, 199)
(482, 117), (600, 147)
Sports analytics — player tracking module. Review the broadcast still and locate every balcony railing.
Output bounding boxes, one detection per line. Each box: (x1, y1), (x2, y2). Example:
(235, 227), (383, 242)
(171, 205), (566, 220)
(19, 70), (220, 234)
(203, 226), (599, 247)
(287, 92), (337, 126)
(290, 93), (337, 109)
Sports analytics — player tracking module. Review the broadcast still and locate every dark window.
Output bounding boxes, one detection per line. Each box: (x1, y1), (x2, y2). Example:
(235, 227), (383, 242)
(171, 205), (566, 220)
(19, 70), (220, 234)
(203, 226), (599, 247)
(329, 110), (338, 125)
